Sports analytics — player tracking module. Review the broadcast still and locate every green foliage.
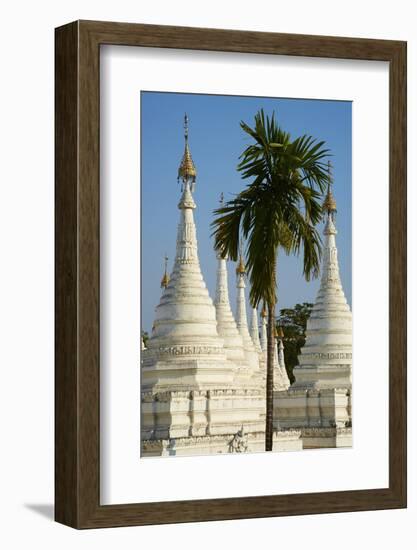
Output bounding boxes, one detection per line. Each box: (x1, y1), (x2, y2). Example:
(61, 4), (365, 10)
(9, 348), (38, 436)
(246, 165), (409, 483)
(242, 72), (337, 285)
(277, 302), (314, 384)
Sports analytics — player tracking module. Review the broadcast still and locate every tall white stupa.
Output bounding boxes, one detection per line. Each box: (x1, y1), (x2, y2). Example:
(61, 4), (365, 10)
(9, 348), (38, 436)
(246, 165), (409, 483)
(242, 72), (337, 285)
(214, 254), (248, 367)
(142, 115), (234, 392)
(275, 327), (291, 390)
(292, 164), (352, 390)
(257, 305), (290, 389)
(235, 254), (261, 373)
(260, 305), (268, 353)
(250, 308), (262, 354)
(274, 165), (352, 447)
(213, 195), (248, 372)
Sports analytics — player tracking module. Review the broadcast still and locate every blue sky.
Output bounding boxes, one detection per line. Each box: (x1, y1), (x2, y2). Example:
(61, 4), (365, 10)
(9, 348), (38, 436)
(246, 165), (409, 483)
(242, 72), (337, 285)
(141, 91), (352, 333)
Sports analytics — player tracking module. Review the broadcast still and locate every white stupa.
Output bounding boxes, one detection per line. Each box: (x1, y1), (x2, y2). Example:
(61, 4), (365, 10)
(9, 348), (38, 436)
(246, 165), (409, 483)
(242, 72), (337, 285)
(260, 306), (268, 353)
(292, 167), (352, 390)
(276, 328), (291, 389)
(270, 327), (290, 390)
(250, 308), (262, 353)
(235, 255), (261, 373)
(257, 305), (290, 389)
(213, 197), (248, 371)
(142, 115), (233, 391)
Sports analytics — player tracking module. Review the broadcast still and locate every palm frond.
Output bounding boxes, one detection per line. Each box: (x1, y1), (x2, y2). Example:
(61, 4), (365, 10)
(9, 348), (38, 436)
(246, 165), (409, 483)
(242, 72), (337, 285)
(212, 108), (329, 304)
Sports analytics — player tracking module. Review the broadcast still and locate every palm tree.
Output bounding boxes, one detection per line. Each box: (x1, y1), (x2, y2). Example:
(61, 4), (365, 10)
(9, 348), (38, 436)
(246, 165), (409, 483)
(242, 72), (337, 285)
(212, 109), (329, 451)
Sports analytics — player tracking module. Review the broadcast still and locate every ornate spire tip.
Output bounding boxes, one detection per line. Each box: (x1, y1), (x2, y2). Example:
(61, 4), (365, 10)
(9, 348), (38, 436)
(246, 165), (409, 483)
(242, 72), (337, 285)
(323, 160), (337, 215)
(160, 254), (170, 289)
(178, 113), (197, 185)
(236, 246), (246, 275)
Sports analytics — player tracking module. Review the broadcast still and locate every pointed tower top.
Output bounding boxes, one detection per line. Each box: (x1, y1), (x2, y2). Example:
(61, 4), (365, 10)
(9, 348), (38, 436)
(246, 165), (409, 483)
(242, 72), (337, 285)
(323, 161), (337, 216)
(178, 113), (197, 184)
(236, 244), (246, 275)
(236, 253), (246, 275)
(160, 254), (170, 289)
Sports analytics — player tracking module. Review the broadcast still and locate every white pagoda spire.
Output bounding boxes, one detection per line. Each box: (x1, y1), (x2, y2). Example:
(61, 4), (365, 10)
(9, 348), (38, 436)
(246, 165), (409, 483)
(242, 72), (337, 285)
(214, 197), (247, 368)
(272, 327), (289, 390)
(277, 328), (290, 389)
(142, 115), (233, 391)
(250, 307), (262, 353)
(293, 163), (352, 390)
(160, 254), (170, 289)
(235, 252), (260, 372)
(260, 305), (268, 353)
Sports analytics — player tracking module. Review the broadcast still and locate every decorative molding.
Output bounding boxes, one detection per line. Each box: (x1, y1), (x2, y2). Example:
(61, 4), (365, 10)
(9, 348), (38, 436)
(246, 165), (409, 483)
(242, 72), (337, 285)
(301, 352), (352, 360)
(141, 387), (265, 402)
(147, 345), (224, 356)
(142, 428), (302, 451)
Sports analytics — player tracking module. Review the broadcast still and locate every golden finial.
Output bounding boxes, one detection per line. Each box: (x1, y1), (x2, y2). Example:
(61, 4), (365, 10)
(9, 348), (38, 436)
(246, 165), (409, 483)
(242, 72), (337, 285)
(323, 160), (337, 215)
(178, 113), (197, 184)
(236, 256), (246, 275)
(160, 254), (170, 289)
(236, 244), (246, 275)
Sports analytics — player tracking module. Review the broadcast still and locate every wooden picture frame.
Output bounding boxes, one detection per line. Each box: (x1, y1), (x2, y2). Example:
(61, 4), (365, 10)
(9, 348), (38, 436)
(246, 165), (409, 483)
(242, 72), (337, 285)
(55, 20), (407, 529)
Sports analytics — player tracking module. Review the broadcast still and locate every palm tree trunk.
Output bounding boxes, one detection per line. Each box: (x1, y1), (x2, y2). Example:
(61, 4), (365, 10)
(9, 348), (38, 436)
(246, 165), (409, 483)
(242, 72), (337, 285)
(265, 255), (277, 451)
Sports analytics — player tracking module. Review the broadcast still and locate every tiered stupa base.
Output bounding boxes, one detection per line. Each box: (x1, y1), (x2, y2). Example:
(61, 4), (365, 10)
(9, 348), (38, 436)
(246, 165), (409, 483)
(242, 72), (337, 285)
(142, 387), (266, 440)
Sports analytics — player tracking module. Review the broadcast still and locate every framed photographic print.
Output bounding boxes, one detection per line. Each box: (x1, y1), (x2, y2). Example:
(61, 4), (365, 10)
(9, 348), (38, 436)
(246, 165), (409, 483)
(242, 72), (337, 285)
(55, 20), (407, 528)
